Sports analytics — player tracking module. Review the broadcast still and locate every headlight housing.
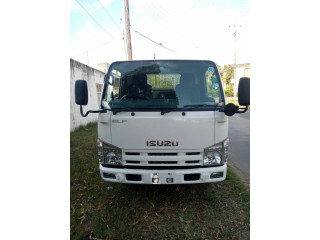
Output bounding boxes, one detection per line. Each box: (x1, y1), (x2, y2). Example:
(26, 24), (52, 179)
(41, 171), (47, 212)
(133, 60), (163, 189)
(97, 139), (123, 166)
(203, 138), (229, 166)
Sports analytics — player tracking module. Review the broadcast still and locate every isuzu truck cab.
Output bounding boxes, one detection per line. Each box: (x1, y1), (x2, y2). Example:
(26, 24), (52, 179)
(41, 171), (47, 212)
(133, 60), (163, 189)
(75, 60), (250, 184)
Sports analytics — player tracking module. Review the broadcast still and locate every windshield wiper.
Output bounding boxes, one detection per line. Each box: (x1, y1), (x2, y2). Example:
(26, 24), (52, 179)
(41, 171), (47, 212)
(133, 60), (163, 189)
(111, 107), (139, 115)
(111, 104), (216, 115)
(160, 104), (215, 115)
(111, 104), (173, 115)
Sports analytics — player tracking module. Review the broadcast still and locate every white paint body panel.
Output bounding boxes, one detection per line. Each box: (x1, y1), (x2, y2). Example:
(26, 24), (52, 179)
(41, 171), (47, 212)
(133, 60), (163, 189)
(98, 111), (228, 150)
(97, 110), (228, 184)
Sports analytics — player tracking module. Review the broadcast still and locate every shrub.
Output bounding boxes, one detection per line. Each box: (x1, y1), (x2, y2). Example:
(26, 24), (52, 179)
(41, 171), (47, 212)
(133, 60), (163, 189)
(225, 84), (234, 97)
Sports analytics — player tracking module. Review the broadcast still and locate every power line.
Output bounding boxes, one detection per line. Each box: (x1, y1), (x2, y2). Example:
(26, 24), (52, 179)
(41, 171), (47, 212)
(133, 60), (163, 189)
(73, 40), (112, 58)
(131, 26), (176, 53)
(148, 1), (167, 19)
(97, 0), (122, 31)
(96, 1), (128, 59)
(153, 0), (170, 16)
(74, 0), (116, 40)
(140, 3), (162, 25)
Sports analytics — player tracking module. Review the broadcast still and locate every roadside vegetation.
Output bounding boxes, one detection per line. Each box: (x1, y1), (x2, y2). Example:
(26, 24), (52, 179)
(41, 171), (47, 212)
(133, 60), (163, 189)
(226, 98), (239, 106)
(71, 122), (250, 239)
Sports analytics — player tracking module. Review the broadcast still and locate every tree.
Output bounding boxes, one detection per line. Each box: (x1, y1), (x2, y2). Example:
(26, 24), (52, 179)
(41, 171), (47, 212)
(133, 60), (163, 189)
(224, 84), (234, 97)
(217, 65), (223, 76)
(222, 65), (234, 85)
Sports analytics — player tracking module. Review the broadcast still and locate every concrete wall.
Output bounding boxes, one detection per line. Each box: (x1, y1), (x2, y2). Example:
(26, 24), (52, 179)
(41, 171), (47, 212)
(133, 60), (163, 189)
(70, 59), (105, 131)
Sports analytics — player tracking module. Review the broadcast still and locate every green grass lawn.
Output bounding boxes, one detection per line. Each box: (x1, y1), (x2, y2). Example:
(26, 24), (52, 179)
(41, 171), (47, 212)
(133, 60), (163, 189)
(71, 123), (250, 239)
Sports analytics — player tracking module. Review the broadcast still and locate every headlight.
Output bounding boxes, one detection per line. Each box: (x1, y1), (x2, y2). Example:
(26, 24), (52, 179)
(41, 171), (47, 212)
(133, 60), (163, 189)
(97, 139), (103, 163)
(223, 138), (229, 162)
(97, 139), (123, 165)
(105, 152), (122, 165)
(203, 138), (229, 166)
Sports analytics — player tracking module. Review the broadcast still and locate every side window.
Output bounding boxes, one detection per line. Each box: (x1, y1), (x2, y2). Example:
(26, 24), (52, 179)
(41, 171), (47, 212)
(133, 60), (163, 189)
(205, 70), (221, 103)
(113, 78), (120, 98)
(102, 70), (121, 108)
(105, 78), (120, 102)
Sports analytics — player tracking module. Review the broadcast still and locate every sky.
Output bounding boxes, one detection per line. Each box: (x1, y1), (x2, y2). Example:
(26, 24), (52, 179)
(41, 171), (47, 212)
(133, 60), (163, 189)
(70, 0), (250, 69)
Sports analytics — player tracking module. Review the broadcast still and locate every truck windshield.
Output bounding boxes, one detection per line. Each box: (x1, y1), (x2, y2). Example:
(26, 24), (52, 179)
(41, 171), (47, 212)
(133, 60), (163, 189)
(101, 60), (224, 111)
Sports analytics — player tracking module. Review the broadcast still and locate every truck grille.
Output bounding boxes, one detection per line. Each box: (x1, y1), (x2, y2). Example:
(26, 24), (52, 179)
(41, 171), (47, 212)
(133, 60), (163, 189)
(123, 150), (203, 167)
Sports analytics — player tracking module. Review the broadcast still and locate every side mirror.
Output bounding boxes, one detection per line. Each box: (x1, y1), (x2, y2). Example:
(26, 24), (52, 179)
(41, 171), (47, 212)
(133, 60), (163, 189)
(223, 77), (250, 117)
(75, 80), (88, 106)
(238, 77), (250, 106)
(75, 79), (106, 117)
(224, 103), (239, 116)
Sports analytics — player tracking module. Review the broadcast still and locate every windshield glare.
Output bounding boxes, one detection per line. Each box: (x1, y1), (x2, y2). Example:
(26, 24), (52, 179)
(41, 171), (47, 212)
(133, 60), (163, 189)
(102, 60), (224, 110)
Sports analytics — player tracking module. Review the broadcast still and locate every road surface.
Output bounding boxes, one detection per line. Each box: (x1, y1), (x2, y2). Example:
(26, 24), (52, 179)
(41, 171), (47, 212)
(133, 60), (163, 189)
(228, 111), (250, 185)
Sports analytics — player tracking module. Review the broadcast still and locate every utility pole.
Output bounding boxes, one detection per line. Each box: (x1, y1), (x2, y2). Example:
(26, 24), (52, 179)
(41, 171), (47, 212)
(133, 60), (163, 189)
(124, 0), (132, 60)
(229, 24), (241, 101)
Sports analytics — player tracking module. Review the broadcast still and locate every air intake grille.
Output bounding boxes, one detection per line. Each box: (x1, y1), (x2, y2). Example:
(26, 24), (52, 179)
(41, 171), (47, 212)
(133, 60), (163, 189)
(123, 150), (203, 167)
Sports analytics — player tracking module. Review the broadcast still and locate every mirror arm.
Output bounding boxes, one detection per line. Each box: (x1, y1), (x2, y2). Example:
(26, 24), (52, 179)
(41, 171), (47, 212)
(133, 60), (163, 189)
(80, 105), (107, 117)
(236, 105), (248, 114)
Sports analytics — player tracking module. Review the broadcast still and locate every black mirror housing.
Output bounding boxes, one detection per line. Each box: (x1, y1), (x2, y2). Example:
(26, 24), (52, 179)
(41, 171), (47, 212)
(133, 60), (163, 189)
(238, 77), (250, 106)
(75, 80), (88, 105)
(224, 103), (239, 116)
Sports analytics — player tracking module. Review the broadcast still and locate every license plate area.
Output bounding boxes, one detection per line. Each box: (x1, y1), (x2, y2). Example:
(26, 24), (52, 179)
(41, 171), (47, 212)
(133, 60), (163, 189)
(152, 172), (174, 184)
(166, 178), (174, 183)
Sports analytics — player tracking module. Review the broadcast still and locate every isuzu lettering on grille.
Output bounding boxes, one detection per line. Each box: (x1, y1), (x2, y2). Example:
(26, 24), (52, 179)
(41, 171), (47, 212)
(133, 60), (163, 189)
(146, 141), (179, 146)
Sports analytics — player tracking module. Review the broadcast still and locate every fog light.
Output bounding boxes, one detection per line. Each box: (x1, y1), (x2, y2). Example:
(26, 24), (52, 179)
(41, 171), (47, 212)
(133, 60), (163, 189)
(210, 172), (223, 179)
(103, 173), (116, 179)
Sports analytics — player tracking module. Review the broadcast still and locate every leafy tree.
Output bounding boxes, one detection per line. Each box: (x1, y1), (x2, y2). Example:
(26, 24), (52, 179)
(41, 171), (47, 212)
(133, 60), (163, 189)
(224, 84), (234, 97)
(222, 65), (234, 85)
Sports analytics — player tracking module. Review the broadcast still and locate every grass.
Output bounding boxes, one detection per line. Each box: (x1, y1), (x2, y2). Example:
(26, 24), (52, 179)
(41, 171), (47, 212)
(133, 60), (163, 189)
(71, 122), (250, 239)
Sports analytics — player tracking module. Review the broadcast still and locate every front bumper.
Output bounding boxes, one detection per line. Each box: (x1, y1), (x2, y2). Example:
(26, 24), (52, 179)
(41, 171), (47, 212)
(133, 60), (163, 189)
(99, 164), (227, 184)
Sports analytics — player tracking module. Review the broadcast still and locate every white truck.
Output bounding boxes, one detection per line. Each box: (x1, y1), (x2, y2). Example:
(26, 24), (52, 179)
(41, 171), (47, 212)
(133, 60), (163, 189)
(75, 60), (250, 184)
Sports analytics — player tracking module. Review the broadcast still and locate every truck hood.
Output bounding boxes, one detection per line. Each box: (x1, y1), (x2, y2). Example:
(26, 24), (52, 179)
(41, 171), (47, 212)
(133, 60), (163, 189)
(103, 111), (226, 150)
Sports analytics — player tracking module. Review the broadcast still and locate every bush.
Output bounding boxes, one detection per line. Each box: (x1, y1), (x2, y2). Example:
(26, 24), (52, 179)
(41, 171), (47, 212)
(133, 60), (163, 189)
(225, 84), (234, 97)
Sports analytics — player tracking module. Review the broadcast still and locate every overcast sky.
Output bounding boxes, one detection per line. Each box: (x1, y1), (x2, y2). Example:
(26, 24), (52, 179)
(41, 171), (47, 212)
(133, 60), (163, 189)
(70, 0), (250, 68)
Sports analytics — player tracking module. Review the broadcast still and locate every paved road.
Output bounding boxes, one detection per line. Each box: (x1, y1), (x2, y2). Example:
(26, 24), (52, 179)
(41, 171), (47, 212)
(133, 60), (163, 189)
(228, 111), (250, 184)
